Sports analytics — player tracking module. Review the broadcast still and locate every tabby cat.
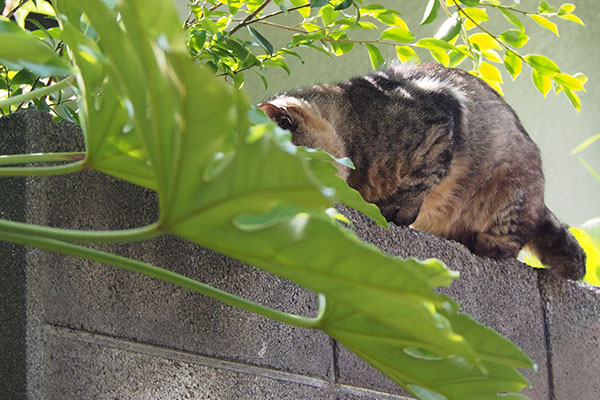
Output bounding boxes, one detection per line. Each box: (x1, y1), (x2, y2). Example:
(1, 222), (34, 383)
(259, 62), (586, 279)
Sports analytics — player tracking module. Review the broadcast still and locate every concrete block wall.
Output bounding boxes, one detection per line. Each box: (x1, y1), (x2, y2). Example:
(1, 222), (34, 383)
(1, 110), (599, 400)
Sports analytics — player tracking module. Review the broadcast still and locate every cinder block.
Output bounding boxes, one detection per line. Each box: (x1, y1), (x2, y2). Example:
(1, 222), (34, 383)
(539, 274), (600, 399)
(337, 205), (550, 400)
(36, 324), (334, 400)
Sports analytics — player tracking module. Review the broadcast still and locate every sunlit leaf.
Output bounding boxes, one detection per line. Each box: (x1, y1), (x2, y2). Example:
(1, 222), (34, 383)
(365, 43), (384, 70)
(421, 0), (440, 25)
(504, 51), (522, 80)
(380, 27), (415, 43)
(396, 45), (420, 63)
(499, 29), (529, 48)
(530, 14), (559, 36)
(498, 8), (525, 32)
(524, 54), (560, 77)
(436, 14), (461, 42)
(531, 69), (552, 97)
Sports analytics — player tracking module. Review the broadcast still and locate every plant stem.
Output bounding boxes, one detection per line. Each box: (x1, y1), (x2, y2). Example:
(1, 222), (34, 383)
(0, 159), (85, 176)
(0, 75), (75, 109)
(0, 219), (162, 243)
(229, 0), (273, 35)
(0, 152), (85, 166)
(0, 229), (324, 329)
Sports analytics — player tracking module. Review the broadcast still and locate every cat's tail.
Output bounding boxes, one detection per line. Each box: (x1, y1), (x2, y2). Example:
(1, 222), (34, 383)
(525, 206), (586, 280)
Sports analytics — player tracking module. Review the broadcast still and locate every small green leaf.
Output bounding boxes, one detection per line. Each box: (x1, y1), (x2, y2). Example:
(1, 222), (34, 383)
(563, 87), (581, 112)
(248, 26), (274, 55)
(498, 8), (525, 31)
(499, 29), (529, 48)
(532, 69), (552, 97)
(469, 32), (502, 50)
(557, 3), (576, 14)
(553, 73), (585, 91)
(421, 0), (440, 25)
(334, 0), (354, 11)
(416, 38), (456, 52)
(524, 54), (560, 76)
(504, 51), (522, 80)
(320, 5), (339, 26)
(396, 45), (420, 63)
(365, 44), (385, 70)
(538, 0), (555, 13)
(558, 13), (584, 25)
(530, 14), (559, 36)
(458, 0), (480, 6)
(310, 0), (329, 8)
(479, 61), (503, 83)
(436, 14), (461, 42)
(380, 27), (415, 43)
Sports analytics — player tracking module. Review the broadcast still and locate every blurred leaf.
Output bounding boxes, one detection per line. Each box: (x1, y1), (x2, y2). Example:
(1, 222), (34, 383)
(530, 14), (559, 36)
(396, 45), (420, 63)
(557, 3), (576, 14)
(563, 87), (581, 112)
(571, 134), (600, 155)
(421, 0), (440, 25)
(557, 13), (584, 25)
(469, 32), (501, 50)
(436, 14), (461, 42)
(0, 18), (70, 77)
(553, 73), (585, 92)
(538, 0), (555, 13)
(499, 30), (529, 48)
(380, 27), (415, 43)
(459, 0), (480, 6)
(334, 0), (354, 11)
(498, 8), (525, 32)
(248, 26), (274, 55)
(504, 51), (522, 80)
(532, 69), (552, 97)
(365, 43), (384, 70)
(525, 54), (560, 77)
(570, 219), (600, 286)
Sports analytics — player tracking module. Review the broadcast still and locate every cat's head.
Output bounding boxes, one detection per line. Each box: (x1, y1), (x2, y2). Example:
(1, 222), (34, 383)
(258, 95), (349, 178)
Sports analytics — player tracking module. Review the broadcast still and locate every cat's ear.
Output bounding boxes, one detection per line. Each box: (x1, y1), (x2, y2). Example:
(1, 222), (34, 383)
(258, 103), (297, 132)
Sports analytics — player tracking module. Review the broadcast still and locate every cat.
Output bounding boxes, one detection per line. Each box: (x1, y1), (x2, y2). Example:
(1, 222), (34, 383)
(259, 62), (586, 280)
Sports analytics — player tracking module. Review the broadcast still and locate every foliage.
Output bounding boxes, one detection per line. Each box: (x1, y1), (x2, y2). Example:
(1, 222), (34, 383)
(1, 0), (593, 399)
(183, 0), (587, 110)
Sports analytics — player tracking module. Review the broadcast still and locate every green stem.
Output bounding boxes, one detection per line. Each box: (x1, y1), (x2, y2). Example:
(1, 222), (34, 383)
(0, 152), (86, 166)
(0, 75), (75, 109)
(0, 219), (161, 243)
(0, 229), (324, 329)
(0, 159), (85, 176)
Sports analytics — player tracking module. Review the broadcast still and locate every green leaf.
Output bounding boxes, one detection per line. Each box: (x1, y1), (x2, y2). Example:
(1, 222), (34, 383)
(479, 61), (503, 83)
(396, 45), (420, 63)
(458, 0), (480, 6)
(436, 14), (461, 42)
(421, 0), (440, 25)
(529, 14), (559, 36)
(365, 43), (384, 70)
(334, 0), (354, 11)
(329, 31), (354, 55)
(380, 27), (415, 43)
(459, 7), (489, 30)
(499, 30), (529, 48)
(248, 26), (274, 55)
(498, 8), (525, 31)
(416, 38), (457, 52)
(571, 219), (600, 286)
(504, 51), (522, 80)
(532, 69), (552, 97)
(310, 0), (329, 8)
(557, 13), (584, 25)
(563, 87), (581, 112)
(553, 73), (585, 92)
(538, 0), (555, 13)
(524, 54), (560, 76)
(0, 19), (70, 77)
(557, 3), (576, 14)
